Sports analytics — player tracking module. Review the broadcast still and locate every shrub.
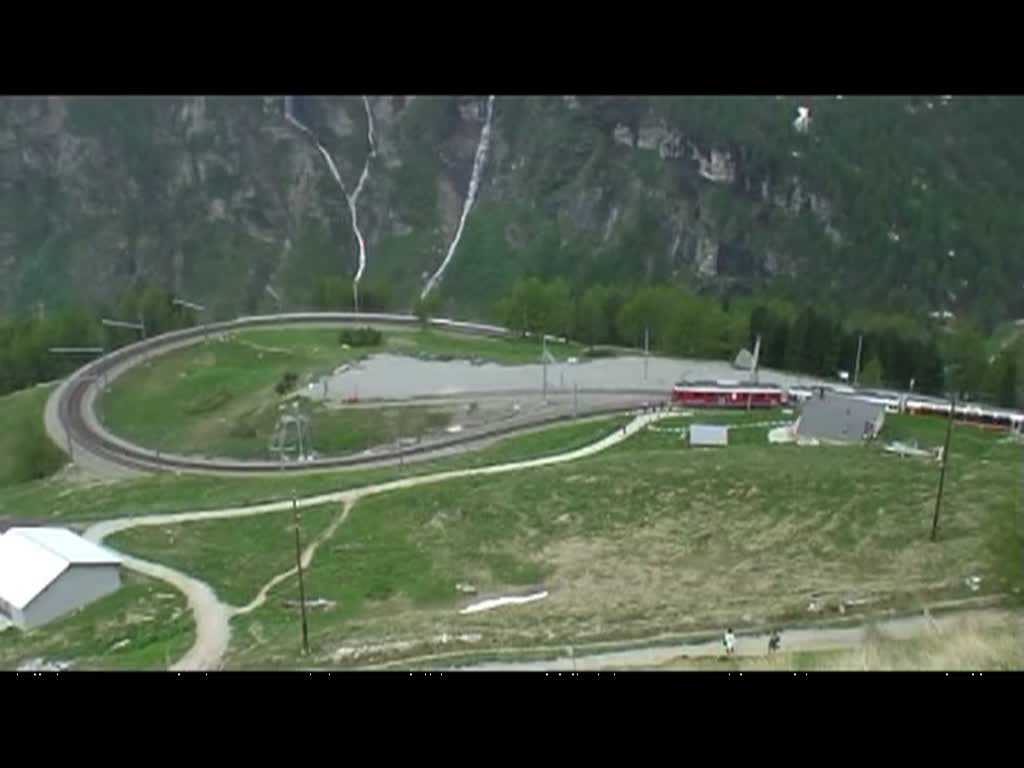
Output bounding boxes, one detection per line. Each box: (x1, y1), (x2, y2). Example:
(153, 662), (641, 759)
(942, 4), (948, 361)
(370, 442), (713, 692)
(338, 327), (383, 347)
(183, 387), (233, 415)
(11, 411), (66, 483)
(275, 371), (299, 396)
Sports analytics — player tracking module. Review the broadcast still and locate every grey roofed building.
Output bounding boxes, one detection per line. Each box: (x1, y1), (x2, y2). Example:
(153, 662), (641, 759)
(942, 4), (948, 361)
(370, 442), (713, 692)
(689, 423), (729, 447)
(795, 392), (886, 443)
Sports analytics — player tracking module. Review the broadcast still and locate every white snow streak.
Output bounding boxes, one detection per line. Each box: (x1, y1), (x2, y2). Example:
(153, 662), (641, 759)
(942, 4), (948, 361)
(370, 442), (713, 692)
(420, 95), (495, 300)
(284, 96), (376, 310)
(459, 591), (549, 615)
(349, 96), (376, 310)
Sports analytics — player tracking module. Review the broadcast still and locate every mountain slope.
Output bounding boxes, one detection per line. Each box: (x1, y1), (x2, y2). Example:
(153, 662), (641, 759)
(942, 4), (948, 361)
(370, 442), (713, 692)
(2, 95), (1023, 327)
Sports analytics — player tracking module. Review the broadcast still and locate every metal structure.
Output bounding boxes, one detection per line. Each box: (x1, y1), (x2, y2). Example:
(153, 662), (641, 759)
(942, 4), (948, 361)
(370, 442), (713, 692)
(270, 401), (314, 462)
(173, 298), (208, 342)
(102, 317), (146, 338)
(49, 347), (104, 355)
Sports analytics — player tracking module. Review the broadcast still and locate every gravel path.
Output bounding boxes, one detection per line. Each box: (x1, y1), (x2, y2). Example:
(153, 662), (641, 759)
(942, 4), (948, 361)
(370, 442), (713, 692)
(79, 409), (1013, 672)
(444, 606), (1015, 671)
(84, 411), (666, 671)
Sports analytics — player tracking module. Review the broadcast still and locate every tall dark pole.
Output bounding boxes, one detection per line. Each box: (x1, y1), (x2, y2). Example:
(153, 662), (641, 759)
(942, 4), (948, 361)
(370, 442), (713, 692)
(643, 324), (649, 381)
(931, 393), (957, 542)
(292, 496), (310, 654)
(542, 335), (548, 401)
(853, 334), (863, 387)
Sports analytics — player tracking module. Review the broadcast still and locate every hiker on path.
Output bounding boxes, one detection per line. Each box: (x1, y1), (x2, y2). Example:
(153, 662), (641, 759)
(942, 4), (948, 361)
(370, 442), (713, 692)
(768, 630), (781, 654)
(723, 628), (736, 656)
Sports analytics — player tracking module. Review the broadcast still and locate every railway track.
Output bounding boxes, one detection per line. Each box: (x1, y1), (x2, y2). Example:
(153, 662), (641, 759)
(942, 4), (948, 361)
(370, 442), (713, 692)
(49, 312), (668, 476)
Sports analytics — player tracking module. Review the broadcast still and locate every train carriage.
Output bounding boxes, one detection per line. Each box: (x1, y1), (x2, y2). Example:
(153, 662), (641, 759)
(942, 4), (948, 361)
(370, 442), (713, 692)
(671, 380), (788, 409)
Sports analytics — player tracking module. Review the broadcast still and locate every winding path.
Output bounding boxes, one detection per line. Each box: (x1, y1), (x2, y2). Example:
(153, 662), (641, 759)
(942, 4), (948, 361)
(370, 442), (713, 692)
(85, 410), (665, 671)
(86, 408), (1015, 672)
(430, 601), (1015, 671)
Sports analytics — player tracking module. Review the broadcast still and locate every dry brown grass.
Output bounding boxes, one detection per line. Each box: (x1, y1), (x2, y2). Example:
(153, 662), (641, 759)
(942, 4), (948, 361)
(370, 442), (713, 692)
(817, 613), (1024, 671)
(659, 612), (1024, 671)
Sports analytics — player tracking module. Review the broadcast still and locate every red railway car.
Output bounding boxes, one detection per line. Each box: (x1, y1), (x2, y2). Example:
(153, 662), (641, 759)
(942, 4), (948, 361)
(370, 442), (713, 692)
(671, 380), (788, 409)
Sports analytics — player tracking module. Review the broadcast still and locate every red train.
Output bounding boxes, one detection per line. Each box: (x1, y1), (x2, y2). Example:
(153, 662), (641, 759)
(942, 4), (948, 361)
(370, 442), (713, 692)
(671, 380), (788, 409)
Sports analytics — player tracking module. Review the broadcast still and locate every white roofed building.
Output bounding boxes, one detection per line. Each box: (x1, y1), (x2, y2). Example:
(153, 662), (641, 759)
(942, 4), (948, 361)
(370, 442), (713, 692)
(0, 527), (122, 630)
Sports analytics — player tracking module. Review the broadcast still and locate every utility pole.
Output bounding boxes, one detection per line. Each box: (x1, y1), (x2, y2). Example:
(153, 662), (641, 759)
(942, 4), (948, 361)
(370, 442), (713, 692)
(542, 334), (548, 402)
(643, 324), (649, 382)
(292, 496), (310, 654)
(853, 334), (864, 387)
(931, 393), (957, 542)
(102, 317), (146, 346)
(745, 335), (761, 412)
(173, 297), (207, 342)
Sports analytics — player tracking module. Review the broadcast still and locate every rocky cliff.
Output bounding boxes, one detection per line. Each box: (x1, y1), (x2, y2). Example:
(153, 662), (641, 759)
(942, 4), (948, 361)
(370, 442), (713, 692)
(2, 95), (1021, 325)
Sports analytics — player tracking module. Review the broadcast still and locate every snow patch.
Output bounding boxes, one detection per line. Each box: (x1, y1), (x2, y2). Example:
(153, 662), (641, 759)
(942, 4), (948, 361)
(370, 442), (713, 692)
(459, 590), (549, 615)
(793, 106), (811, 133)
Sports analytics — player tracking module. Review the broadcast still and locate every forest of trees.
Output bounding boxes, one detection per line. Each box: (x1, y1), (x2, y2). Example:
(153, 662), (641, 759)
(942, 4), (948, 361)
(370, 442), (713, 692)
(1, 277), (1019, 409)
(0, 284), (197, 397)
(495, 277), (1021, 407)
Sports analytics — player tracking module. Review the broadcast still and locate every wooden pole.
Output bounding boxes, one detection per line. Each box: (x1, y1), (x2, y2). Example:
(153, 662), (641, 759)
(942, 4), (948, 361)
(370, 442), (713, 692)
(853, 334), (863, 387)
(293, 496), (310, 654)
(931, 393), (957, 542)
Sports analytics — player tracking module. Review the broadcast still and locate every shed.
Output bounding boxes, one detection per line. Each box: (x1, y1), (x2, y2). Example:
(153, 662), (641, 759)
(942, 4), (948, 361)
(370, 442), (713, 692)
(689, 423), (729, 447)
(795, 392), (885, 443)
(0, 527), (122, 630)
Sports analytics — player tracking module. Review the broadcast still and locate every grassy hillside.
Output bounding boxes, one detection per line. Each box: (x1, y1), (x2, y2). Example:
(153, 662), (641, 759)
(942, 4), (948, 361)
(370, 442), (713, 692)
(97, 326), (580, 460)
(0, 572), (193, 670)
(0, 384), (65, 487)
(97, 406), (1022, 669)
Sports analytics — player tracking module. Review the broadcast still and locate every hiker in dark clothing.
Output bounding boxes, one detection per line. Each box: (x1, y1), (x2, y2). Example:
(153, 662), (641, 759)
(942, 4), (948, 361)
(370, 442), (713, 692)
(768, 630), (781, 654)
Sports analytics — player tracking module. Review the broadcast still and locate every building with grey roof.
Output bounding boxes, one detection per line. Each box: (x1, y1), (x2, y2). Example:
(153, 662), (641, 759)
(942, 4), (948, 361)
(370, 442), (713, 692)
(795, 392), (885, 443)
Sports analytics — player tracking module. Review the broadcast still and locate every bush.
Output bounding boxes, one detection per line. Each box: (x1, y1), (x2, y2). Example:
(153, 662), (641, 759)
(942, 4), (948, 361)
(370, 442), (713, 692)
(275, 371), (299, 396)
(183, 387), (233, 415)
(338, 327), (383, 348)
(583, 346), (618, 359)
(11, 411), (66, 483)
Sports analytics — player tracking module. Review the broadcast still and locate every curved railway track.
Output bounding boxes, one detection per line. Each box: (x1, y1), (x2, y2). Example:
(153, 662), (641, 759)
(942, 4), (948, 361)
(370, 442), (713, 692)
(49, 312), (668, 476)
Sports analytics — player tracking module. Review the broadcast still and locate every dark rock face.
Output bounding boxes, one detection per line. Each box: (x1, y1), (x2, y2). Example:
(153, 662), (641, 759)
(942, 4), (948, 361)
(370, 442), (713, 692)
(1, 95), (1020, 321)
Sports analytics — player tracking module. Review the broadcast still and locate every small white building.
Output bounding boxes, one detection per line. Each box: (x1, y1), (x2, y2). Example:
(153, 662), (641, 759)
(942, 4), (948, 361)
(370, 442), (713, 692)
(0, 527), (122, 630)
(689, 424), (729, 447)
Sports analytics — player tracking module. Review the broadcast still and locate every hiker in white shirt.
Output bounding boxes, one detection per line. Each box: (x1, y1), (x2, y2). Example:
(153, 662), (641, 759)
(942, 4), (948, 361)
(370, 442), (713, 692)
(723, 628), (736, 656)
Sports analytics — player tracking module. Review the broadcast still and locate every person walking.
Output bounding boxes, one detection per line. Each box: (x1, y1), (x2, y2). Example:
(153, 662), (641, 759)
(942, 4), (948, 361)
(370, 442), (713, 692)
(723, 628), (736, 656)
(768, 630), (781, 654)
